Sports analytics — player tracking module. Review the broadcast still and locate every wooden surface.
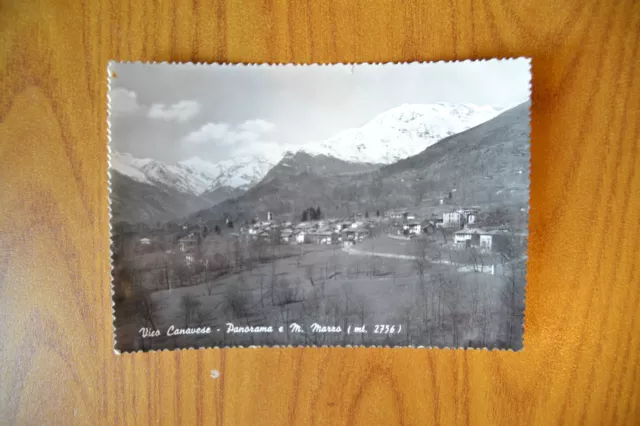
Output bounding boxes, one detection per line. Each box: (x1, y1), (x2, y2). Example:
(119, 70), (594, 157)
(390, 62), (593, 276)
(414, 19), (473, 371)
(1, 0), (639, 424)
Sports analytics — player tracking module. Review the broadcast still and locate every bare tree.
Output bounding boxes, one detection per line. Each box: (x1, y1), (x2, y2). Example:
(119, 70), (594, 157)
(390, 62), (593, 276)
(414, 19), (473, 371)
(136, 290), (160, 330)
(180, 294), (202, 328)
(233, 238), (244, 271)
(273, 277), (302, 307)
(500, 258), (526, 348)
(439, 272), (464, 347)
(411, 179), (433, 206)
(411, 237), (430, 299)
(175, 264), (191, 288)
(465, 247), (484, 273)
(224, 282), (251, 319)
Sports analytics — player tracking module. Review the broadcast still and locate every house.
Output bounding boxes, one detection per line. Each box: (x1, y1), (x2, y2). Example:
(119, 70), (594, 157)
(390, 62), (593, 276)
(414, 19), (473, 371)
(178, 233), (198, 253)
(280, 229), (294, 244)
(454, 229), (479, 246)
(335, 221), (353, 232)
(139, 237), (151, 245)
(294, 230), (306, 244)
(343, 227), (369, 242)
(421, 218), (442, 234)
(406, 222), (422, 235)
(479, 234), (493, 251)
(444, 208), (480, 228)
(453, 228), (512, 253)
(308, 231), (338, 245)
(431, 218), (444, 228)
(443, 211), (463, 228)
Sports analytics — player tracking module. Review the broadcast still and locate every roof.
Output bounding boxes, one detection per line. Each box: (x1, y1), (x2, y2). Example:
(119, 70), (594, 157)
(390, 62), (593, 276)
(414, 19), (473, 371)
(312, 231), (335, 237)
(454, 228), (492, 235)
(344, 227), (368, 233)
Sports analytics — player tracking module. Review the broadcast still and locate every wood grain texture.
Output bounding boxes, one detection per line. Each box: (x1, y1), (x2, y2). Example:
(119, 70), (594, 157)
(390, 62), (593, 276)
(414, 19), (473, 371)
(1, 0), (639, 424)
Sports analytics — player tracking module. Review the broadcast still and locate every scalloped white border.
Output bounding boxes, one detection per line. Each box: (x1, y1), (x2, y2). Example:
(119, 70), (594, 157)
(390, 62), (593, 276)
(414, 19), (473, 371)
(107, 58), (532, 355)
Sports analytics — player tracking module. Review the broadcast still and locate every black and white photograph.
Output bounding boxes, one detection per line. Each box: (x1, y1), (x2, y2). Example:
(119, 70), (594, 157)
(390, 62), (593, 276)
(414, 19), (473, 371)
(108, 59), (531, 352)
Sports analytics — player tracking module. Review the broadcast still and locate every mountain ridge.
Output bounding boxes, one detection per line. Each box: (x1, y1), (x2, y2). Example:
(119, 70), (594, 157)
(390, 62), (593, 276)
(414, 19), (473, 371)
(188, 101), (530, 225)
(109, 102), (504, 200)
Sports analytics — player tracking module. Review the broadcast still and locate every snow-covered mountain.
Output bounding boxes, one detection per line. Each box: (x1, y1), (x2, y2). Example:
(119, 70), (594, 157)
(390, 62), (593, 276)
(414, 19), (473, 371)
(110, 103), (503, 196)
(110, 151), (276, 195)
(300, 103), (503, 164)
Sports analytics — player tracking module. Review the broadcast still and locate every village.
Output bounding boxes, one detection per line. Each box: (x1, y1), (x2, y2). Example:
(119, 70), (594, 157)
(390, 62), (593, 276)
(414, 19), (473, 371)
(148, 203), (528, 269)
(110, 198), (527, 351)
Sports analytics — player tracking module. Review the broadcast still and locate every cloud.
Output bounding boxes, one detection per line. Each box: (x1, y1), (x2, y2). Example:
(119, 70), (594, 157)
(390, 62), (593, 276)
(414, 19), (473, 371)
(183, 123), (231, 144)
(239, 119), (275, 134)
(109, 88), (141, 115)
(182, 119), (276, 146)
(148, 100), (201, 123)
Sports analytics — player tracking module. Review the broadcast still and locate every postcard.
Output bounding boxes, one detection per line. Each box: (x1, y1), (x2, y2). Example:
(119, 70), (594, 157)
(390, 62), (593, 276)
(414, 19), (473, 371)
(108, 59), (531, 353)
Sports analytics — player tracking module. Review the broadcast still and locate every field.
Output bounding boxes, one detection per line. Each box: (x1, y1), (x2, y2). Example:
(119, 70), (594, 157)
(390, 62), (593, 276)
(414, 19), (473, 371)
(113, 231), (526, 351)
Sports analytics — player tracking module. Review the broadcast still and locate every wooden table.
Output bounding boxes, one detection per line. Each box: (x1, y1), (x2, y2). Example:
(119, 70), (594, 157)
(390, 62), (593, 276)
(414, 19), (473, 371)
(1, 0), (639, 424)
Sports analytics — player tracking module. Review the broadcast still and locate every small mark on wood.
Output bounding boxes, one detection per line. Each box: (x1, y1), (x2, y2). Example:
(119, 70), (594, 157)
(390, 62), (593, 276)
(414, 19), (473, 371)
(210, 369), (220, 379)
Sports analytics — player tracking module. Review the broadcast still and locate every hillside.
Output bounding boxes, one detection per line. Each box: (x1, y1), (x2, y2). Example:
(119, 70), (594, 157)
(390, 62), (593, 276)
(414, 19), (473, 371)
(260, 151), (380, 183)
(188, 101), (530, 225)
(109, 171), (240, 224)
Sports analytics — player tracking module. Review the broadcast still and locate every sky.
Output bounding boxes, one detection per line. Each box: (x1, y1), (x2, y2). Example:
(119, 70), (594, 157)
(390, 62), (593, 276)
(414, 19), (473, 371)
(108, 59), (531, 164)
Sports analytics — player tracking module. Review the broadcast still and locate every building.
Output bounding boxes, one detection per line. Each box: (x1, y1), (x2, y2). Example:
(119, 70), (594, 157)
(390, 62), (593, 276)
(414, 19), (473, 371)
(405, 222), (422, 235)
(453, 228), (514, 253)
(444, 208), (480, 228)
(307, 231), (338, 245)
(443, 211), (463, 228)
(280, 229), (294, 244)
(178, 233), (198, 253)
(343, 228), (369, 243)
(335, 221), (353, 232)
(294, 231), (306, 244)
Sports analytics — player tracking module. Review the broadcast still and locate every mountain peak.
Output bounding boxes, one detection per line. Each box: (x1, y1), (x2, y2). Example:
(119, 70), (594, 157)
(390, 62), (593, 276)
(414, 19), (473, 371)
(299, 102), (501, 164)
(110, 150), (277, 196)
(109, 102), (503, 198)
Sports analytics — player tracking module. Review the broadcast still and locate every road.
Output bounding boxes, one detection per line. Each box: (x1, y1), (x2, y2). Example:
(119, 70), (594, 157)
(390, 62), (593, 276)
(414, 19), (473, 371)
(343, 235), (500, 275)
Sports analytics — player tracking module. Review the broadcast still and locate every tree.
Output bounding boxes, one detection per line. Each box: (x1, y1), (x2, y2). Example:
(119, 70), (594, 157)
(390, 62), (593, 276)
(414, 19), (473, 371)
(301, 209), (308, 222)
(136, 290), (161, 330)
(180, 294), (202, 328)
(501, 257), (526, 348)
(365, 211), (369, 218)
(369, 175), (384, 204)
(214, 225), (221, 235)
(233, 238), (244, 270)
(376, 210), (380, 218)
(412, 180), (430, 206)
(316, 206), (322, 220)
(228, 220), (234, 229)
